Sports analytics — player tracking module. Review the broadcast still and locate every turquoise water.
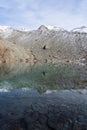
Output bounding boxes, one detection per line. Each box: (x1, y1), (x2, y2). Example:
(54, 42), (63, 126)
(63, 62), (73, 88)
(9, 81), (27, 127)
(0, 63), (87, 129)
(0, 64), (87, 93)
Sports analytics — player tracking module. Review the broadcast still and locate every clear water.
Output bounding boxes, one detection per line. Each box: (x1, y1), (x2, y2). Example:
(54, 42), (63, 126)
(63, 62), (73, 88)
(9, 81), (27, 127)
(0, 63), (87, 93)
(0, 63), (87, 130)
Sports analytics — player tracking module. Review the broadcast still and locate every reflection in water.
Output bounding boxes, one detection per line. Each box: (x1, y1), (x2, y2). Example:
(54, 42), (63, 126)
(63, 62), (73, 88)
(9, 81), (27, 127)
(0, 63), (87, 93)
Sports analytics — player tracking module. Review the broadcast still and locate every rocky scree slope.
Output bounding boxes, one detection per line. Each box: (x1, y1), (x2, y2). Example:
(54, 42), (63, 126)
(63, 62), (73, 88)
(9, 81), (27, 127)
(0, 25), (87, 65)
(0, 38), (36, 75)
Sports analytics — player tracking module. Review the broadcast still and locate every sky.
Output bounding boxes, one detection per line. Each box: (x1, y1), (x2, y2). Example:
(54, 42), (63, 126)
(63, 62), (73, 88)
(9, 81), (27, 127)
(0, 0), (87, 30)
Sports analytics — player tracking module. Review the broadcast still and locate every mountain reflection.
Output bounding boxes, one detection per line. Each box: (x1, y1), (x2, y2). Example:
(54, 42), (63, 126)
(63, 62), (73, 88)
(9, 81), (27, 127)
(0, 63), (87, 93)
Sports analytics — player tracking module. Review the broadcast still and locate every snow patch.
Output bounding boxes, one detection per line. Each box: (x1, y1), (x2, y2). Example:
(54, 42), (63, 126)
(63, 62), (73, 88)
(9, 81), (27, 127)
(47, 25), (65, 31)
(20, 28), (30, 32)
(72, 26), (87, 33)
(0, 26), (13, 38)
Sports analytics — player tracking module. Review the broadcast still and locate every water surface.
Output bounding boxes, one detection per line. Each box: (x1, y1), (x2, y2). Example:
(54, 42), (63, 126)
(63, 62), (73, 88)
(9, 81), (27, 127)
(0, 63), (87, 93)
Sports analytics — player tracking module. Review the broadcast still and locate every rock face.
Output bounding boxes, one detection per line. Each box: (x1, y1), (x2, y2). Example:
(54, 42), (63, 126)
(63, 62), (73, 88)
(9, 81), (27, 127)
(4, 25), (87, 65)
(0, 25), (87, 66)
(38, 25), (48, 33)
(0, 39), (36, 75)
(0, 39), (28, 63)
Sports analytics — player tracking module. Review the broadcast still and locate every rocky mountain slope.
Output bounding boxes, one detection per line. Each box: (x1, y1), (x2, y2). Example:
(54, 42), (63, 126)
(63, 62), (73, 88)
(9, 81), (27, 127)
(0, 38), (36, 76)
(0, 25), (87, 65)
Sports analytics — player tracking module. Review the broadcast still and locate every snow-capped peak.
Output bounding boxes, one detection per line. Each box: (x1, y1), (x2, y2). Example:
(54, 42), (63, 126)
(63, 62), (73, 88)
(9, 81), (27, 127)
(38, 25), (48, 31)
(71, 26), (87, 33)
(47, 25), (65, 31)
(0, 25), (12, 30)
(0, 25), (13, 38)
(20, 28), (30, 32)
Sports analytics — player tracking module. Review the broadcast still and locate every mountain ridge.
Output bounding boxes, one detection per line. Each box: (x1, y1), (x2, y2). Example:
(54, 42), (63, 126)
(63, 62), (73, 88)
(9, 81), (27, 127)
(0, 25), (87, 66)
(0, 25), (87, 36)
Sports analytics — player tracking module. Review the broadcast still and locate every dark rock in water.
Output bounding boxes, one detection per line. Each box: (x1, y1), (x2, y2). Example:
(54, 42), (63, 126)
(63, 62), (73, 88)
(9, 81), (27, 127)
(0, 90), (87, 130)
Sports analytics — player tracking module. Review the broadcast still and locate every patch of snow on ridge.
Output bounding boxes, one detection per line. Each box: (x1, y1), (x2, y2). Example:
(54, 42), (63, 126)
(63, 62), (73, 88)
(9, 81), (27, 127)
(0, 26), (13, 38)
(47, 25), (65, 31)
(72, 26), (87, 33)
(0, 26), (11, 30)
(20, 28), (30, 32)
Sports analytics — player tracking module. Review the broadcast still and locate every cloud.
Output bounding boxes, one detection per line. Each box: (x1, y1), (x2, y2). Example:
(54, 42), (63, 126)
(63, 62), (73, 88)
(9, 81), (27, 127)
(0, 0), (87, 30)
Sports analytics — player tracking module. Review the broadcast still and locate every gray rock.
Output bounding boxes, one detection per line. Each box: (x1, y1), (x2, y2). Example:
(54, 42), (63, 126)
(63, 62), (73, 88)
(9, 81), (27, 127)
(0, 90), (87, 130)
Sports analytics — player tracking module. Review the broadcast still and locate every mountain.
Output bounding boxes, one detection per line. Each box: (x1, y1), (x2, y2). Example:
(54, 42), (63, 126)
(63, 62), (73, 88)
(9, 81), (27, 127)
(0, 25), (87, 66)
(47, 25), (65, 31)
(20, 27), (30, 32)
(0, 38), (37, 75)
(38, 25), (48, 32)
(71, 26), (87, 33)
(0, 26), (14, 38)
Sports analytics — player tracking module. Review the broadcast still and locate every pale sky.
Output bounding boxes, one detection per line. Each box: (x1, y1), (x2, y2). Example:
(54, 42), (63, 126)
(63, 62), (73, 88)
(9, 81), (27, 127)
(0, 0), (87, 30)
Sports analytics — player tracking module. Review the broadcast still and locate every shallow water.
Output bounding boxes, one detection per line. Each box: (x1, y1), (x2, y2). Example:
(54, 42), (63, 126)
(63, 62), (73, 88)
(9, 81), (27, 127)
(0, 89), (87, 130)
(0, 64), (87, 93)
(0, 63), (87, 129)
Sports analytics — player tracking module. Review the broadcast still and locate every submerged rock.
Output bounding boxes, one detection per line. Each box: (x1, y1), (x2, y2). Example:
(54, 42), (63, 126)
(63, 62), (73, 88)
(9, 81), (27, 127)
(0, 90), (87, 130)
